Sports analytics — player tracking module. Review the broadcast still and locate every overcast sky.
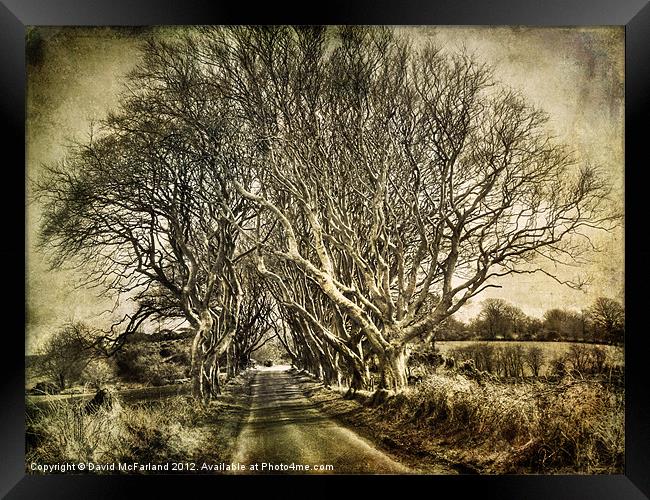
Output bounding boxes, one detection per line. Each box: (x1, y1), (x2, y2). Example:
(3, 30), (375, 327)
(26, 26), (624, 353)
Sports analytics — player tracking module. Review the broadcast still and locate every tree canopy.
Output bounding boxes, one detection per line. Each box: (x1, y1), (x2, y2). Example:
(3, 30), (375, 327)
(35, 26), (619, 394)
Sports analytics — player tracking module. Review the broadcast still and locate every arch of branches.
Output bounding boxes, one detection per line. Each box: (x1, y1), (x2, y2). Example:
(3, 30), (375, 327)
(35, 26), (617, 401)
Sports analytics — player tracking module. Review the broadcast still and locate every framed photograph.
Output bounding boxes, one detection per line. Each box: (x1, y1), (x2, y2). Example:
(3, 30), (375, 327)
(3, 0), (649, 497)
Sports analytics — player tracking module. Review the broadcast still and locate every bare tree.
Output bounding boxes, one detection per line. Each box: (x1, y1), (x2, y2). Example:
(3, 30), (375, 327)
(542, 308), (583, 341)
(35, 323), (100, 390)
(34, 36), (254, 401)
(184, 26), (617, 389)
(227, 268), (279, 375)
(525, 346), (545, 377)
(477, 298), (516, 339)
(588, 297), (624, 345)
(34, 26), (619, 393)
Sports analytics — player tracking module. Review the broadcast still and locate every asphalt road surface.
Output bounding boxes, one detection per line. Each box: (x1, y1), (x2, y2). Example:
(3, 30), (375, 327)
(230, 366), (410, 474)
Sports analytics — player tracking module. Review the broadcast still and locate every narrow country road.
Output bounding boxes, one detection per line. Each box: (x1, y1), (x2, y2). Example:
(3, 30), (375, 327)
(230, 366), (411, 474)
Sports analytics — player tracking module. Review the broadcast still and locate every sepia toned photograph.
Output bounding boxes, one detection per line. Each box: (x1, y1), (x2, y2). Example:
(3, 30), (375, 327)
(25, 25), (624, 475)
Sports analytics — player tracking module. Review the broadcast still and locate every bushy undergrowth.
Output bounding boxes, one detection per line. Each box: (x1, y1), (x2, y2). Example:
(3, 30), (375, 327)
(26, 394), (211, 470)
(446, 342), (620, 380)
(375, 370), (624, 473)
(114, 342), (190, 386)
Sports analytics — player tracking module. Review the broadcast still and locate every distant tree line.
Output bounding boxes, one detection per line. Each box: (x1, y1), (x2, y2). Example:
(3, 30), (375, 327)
(436, 296), (624, 345)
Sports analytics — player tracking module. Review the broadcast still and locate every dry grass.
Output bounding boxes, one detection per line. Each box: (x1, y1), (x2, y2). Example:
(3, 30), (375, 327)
(373, 370), (624, 473)
(26, 370), (256, 473)
(300, 365), (624, 474)
(26, 395), (213, 469)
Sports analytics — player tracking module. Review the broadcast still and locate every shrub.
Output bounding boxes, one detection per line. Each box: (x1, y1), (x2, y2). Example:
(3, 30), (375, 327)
(29, 381), (61, 395)
(553, 345), (614, 379)
(565, 344), (593, 374)
(26, 399), (124, 466)
(147, 363), (184, 387)
(448, 343), (496, 374)
(114, 344), (151, 382)
(449, 343), (525, 377)
(116, 405), (173, 463)
(550, 355), (567, 378)
(531, 381), (624, 472)
(525, 346), (545, 377)
(496, 345), (525, 378)
(114, 342), (188, 386)
(81, 358), (116, 390)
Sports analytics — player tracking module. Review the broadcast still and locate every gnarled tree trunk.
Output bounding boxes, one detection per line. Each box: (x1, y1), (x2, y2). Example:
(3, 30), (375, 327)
(378, 345), (409, 391)
(190, 311), (216, 402)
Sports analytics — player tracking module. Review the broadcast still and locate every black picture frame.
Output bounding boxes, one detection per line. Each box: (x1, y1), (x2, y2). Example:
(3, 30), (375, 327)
(4, 1), (648, 498)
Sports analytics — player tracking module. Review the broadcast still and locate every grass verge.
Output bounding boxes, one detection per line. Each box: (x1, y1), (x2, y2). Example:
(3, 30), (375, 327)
(295, 368), (624, 474)
(26, 370), (255, 474)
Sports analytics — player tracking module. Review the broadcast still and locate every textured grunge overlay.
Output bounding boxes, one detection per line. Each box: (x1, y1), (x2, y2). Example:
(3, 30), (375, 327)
(25, 26), (624, 475)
